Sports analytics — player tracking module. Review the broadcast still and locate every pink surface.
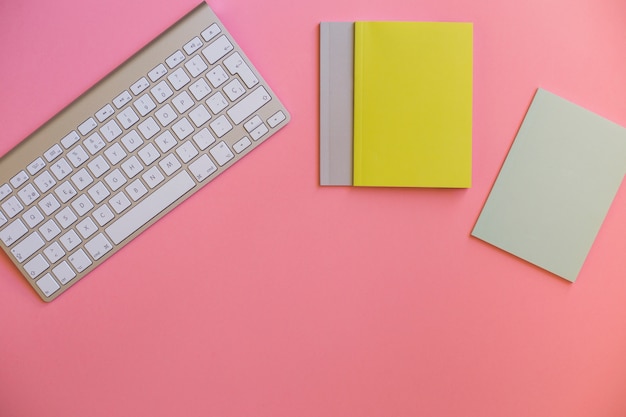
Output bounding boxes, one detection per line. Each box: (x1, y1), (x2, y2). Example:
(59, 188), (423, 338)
(1, 0), (626, 416)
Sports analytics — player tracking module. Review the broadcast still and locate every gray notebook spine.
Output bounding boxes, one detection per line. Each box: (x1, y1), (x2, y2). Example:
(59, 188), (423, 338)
(319, 22), (354, 186)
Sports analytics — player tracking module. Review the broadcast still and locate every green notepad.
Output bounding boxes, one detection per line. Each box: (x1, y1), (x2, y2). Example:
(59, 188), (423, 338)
(353, 21), (473, 187)
(472, 89), (626, 282)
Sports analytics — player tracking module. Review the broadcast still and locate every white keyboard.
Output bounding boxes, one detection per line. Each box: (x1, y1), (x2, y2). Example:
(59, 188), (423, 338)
(0, 2), (289, 302)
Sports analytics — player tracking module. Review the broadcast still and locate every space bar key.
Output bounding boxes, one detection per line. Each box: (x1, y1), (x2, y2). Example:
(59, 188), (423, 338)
(105, 171), (195, 245)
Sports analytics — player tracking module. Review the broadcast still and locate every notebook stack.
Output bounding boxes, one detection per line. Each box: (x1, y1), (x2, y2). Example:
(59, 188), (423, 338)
(319, 20), (626, 283)
(320, 21), (473, 188)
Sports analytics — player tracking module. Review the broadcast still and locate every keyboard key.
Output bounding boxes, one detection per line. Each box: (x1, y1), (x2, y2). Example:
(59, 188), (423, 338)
(244, 116), (262, 132)
(0, 219), (28, 246)
(84, 132), (106, 155)
(188, 154), (217, 182)
(24, 254), (49, 279)
(121, 130), (144, 153)
(38, 194), (61, 216)
(159, 154), (182, 176)
(209, 115), (233, 138)
(192, 128), (216, 150)
(172, 91), (195, 113)
(100, 119), (123, 142)
(121, 156), (144, 178)
(142, 166), (165, 189)
(207, 65), (228, 88)
(200, 23), (221, 41)
(67, 145), (89, 167)
(2, 196), (24, 218)
(183, 36), (203, 55)
(95, 104), (115, 122)
(34, 171), (56, 193)
(227, 86), (271, 124)
(134, 94), (157, 117)
(87, 155), (110, 178)
(117, 107), (140, 129)
(68, 249), (92, 273)
(11, 232), (45, 263)
(138, 143), (160, 166)
(189, 78), (211, 100)
(93, 204), (115, 226)
(55, 206), (77, 229)
(250, 124), (269, 141)
(138, 117), (160, 139)
(233, 136), (252, 153)
(188, 104), (211, 127)
(87, 182), (110, 204)
(224, 78), (246, 101)
(78, 118), (98, 136)
(110, 192), (131, 214)
(44, 144), (63, 163)
(52, 261), (76, 285)
(76, 217), (98, 239)
(27, 158), (46, 175)
(23, 206), (44, 228)
(70, 168), (94, 191)
(0, 184), (11, 201)
(268, 110), (287, 128)
(84, 233), (113, 260)
(172, 118), (194, 140)
(44, 242), (65, 264)
(154, 130), (177, 153)
(175, 141), (198, 163)
(105, 170), (195, 245)
(10, 171), (29, 188)
(59, 230), (81, 251)
(185, 55), (208, 77)
(36, 274), (60, 297)
(148, 63), (167, 82)
(125, 179), (148, 201)
(61, 131), (81, 149)
(155, 104), (177, 127)
(55, 181), (77, 204)
(206, 92), (229, 114)
(71, 194), (94, 216)
(39, 219), (61, 241)
(113, 90), (132, 108)
(224, 52), (259, 88)
(104, 169), (127, 191)
(168, 68), (191, 90)
(166, 50), (185, 68)
(151, 81), (174, 103)
(104, 143), (127, 166)
(209, 141), (234, 166)
(17, 184), (39, 206)
(50, 158), (73, 181)
(202, 35), (233, 64)
(130, 77), (150, 95)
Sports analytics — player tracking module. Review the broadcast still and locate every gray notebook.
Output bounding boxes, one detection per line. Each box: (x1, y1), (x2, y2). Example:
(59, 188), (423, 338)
(319, 22), (354, 186)
(472, 88), (626, 282)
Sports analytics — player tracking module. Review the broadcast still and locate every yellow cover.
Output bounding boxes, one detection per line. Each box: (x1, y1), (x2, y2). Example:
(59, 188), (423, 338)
(353, 21), (473, 187)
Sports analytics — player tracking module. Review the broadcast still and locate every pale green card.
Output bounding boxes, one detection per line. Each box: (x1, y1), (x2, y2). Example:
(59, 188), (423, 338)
(472, 89), (626, 282)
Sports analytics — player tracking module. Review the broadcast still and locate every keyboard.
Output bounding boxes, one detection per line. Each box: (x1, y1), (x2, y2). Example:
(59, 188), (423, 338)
(0, 2), (290, 302)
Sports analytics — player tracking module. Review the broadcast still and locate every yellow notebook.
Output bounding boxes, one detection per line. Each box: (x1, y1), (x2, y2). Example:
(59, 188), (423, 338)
(353, 22), (473, 187)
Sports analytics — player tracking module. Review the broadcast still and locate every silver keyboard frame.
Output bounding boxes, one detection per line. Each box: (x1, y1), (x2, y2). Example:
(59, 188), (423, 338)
(0, 2), (290, 301)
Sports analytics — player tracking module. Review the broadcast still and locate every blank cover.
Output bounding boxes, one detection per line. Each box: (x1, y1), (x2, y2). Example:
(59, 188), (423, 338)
(319, 22), (354, 186)
(353, 21), (473, 187)
(472, 89), (626, 282)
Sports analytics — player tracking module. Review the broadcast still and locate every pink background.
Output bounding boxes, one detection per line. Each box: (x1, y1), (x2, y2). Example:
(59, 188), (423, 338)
(1, 0), (626, 416)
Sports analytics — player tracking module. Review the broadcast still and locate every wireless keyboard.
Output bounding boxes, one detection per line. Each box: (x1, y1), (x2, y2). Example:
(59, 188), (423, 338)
(0, 2), (289, 302)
